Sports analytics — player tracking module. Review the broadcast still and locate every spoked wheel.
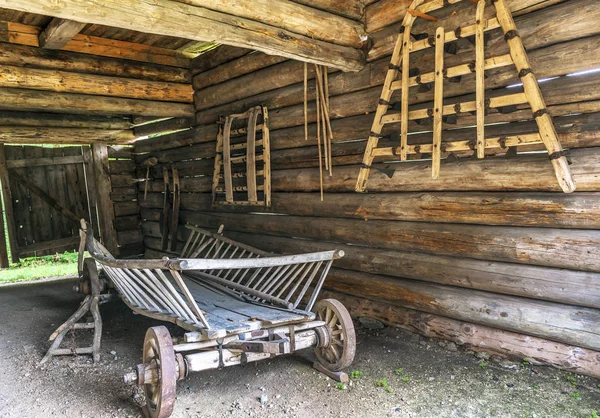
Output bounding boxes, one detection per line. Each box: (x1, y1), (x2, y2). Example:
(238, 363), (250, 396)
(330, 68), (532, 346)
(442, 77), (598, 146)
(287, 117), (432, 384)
(313, 299), (356, 372)
(142, 326), (177, 418)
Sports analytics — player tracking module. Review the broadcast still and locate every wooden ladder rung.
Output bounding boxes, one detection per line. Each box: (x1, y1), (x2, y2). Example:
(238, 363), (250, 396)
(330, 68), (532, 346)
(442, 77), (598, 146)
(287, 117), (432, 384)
(230, 139), (264, 151)
(215, 185), (265, 193)
(231, 154), (264, 164)
(380, 92), (528, 125)
(390, 54), (513, 92)
(371, 133), (542, 157)
(217, 170), (265, 179)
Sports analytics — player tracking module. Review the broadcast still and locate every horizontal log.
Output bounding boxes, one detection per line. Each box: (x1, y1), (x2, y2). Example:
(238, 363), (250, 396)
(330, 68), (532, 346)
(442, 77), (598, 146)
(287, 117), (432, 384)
(324, 268), (600, 351)
(133, 118), (193, 137)
(192, 52), (287, 91)
(0, 88), (194, 117)
(0, 64), (193, 102)
(134, 129), (197, 154)
(117, 229), (143, 246)
(110, 174), (137, 188)
(0, 111), (132, 129)
(109, 160), (135, 174)
(113, 201), (139, 217)
(270, 147), (600, 193)
(113, 215), (140, 231)
(107, 145), (133, 159)
(0, 127), (135, 144)
(180, 0), (365, 48)
(190, 46), (250, 76)
(320, 290), (600, 379)
(19, 236), (81, 256)
(2, 0), (365, 72)
(0, 21), (191, 68)
(171, 210), (600, 272)
(7, 154), (84, 168)
(111, 187), (138, 202)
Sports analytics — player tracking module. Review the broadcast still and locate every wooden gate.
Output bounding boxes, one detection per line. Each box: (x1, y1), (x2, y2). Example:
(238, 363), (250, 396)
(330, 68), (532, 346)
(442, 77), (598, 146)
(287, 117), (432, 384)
(0, 144), (100, 266)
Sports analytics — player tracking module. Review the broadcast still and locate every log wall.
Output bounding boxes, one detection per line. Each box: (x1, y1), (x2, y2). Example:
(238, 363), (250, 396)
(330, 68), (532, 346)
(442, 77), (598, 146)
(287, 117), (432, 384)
(134, 1), (600, 376)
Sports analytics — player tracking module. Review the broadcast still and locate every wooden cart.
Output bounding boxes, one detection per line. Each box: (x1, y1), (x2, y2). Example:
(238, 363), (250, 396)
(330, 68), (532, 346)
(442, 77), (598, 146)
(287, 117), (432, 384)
(47, 221), (355, 418)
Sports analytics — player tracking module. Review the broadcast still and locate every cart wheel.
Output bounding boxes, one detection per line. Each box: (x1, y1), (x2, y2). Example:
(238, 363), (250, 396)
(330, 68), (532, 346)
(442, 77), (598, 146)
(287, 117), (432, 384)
(142, 326), (177, 418)
(313, 299), (356, 372)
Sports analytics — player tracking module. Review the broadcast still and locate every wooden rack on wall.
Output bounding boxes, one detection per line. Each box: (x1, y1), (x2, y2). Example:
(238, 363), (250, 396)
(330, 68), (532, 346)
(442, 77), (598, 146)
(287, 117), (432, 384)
(212, 105), (271, 207)
(355, 0), (575, 194)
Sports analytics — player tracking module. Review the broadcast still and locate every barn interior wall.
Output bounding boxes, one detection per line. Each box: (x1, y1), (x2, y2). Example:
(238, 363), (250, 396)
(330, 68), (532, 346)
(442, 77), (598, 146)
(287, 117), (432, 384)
(133, 0), (600, 376)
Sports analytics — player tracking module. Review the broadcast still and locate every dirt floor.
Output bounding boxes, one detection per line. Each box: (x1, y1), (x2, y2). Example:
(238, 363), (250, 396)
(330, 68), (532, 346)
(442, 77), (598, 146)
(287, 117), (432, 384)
(1, 278), (600, 418)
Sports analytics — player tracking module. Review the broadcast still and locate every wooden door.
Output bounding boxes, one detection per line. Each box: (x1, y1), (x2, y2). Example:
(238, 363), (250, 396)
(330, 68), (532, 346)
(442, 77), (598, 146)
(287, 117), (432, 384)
(0, 144), (98, 264)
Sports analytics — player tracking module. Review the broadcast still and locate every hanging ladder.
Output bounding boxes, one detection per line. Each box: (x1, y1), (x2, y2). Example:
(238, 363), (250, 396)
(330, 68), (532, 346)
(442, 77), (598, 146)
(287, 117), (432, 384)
(355, 0), (575, 194)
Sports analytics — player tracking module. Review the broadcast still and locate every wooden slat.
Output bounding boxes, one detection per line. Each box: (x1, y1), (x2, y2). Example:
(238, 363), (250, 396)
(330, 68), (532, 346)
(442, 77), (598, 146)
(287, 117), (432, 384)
(431, 27), (445, 180)
(91, 143), (118, 255)
(263, 107), (272, 208)
(222, 117), (234, 203)
(0, 144), (19, 262)
(246, 107), (258, 203)
(19, 235), (80, 255)
(7, 154), (84, 168)
(399, 23), (412, 161)
(0, 178), (8, 267)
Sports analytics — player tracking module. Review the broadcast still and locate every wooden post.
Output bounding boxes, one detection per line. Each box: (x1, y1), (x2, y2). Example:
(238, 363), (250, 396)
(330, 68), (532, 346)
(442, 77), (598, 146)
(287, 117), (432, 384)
(400, 24), (412, 161)
(432, 27), (445, 179)
(0, 182), (9, 268)
(91, 143), (119, 255)
(0, 143), (19, 263)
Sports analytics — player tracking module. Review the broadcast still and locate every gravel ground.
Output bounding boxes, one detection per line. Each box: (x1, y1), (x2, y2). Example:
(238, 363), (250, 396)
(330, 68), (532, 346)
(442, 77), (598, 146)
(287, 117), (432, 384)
(1, 277), (599, 418)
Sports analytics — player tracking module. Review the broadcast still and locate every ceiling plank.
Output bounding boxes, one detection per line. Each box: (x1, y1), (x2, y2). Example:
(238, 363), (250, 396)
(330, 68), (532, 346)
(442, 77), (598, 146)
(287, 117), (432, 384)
(38, 17), (85, 49)
(0, 0), (366, 72)
(0, 20), (191, 68)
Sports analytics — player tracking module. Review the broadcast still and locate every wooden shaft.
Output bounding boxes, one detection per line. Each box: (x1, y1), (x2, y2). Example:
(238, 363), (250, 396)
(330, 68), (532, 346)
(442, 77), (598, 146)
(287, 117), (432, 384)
(399, 25), (412, 161)
(475, 0), (487, 158)
(493, 0), (575, 193)
(431, 27), (445, 179)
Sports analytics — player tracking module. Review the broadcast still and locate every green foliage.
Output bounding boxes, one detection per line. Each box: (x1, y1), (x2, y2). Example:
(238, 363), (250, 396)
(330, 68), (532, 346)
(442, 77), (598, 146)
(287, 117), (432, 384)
(334, 382), (346, 390)
(0, 251), (79, 283)
(479, 362), (488, 370)
(376, 378), (388, 388)
(385, 386), (393, 393)
(401, 376), (410, 383)
(568, 391), (581, 400)
(350, 370), (364, 380)
(531, 384), (539, 390)
(588, 411), (599, 418)
(521, 358), (530, 368)
(394, 368), (404, 376)
(567, 376), (577, 387)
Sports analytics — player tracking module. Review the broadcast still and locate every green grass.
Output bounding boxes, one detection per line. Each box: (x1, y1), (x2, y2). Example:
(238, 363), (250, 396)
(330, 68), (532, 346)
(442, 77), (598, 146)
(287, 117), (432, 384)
(0, 251), (78, 284)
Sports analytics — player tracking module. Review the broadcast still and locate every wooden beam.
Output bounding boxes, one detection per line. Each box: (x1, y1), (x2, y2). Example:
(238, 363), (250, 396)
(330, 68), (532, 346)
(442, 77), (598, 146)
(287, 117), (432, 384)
(91, 143), (119, 255)
(0, 64), (193, 102)
(0, 143), (19, 263)
(0, 180), (9, 267)
(0, 21), (191, 68)
(19, 235), (80, 255)
(9, 169), (82, 224)
(7, 154), (85, 169)
(38, 18), (85, 49)
(178, 0), (365, 48)
(0, 0), (366, 72)
(0, 88), (193, 117)
(0, 127), (135, 145)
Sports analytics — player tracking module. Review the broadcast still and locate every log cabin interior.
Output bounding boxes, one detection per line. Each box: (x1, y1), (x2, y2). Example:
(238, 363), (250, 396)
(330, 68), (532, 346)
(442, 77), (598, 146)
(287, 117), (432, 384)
(0, 0), (599, 414)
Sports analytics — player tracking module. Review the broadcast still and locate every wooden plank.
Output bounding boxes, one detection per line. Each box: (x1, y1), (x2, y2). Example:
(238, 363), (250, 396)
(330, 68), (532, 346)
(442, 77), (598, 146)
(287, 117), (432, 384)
(91, 143), (119, 255)
(0, 127), (135, 145)
(82, 146), (99, 236)
(263, 107), (272, 208)
(190, 45), (250, 76)
(0, 110), (132, 130)
(38, 18), (85, 49)
(0, 0), (366, 72)
(431, 27), (444, 180)
(399, 24), (411, 161)
(7, 154), (84, 168)
(19, 235), (80, 255)
(0, 143), (19, 262)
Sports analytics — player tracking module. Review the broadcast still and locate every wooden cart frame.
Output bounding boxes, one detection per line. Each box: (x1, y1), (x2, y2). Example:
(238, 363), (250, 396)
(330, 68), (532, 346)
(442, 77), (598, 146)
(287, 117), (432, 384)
(44, 220), (355, 418)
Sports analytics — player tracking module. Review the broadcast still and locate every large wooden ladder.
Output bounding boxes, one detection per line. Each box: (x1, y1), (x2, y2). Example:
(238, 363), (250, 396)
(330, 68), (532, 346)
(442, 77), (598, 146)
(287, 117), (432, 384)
(355, 0), (575, 193)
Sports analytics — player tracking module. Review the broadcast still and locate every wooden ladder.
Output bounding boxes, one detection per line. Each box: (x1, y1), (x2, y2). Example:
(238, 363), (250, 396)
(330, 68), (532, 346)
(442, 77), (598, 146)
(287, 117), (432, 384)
(212, 105), (272, 206)
(355, 0), (575, 193)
